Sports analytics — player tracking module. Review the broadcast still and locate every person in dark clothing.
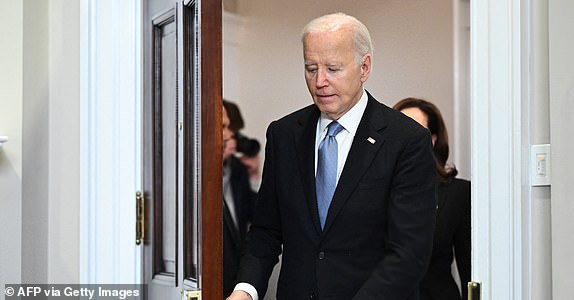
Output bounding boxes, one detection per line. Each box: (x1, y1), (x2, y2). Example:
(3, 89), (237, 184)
(224, 100), (262, 189)
(394, 97), (471, 300)
(222, 102), (259, 297)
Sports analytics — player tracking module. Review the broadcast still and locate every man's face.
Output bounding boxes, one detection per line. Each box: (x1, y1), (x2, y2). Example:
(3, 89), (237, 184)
(303, 28), (371, 120)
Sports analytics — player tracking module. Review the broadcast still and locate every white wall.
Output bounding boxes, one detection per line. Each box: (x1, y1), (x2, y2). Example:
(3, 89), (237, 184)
(0, 0), (23, 296)
(20, 0), (81, 284)
(549, 0), (574, 298)
(525, 1), (552, 299)
(21, 0), (50, 284)
(225, 0), (459, 173)
(47, 0), (81, 283)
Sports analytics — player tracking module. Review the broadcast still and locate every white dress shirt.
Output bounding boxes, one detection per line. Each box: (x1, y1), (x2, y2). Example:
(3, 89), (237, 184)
(234, 90), (368, 300)
(223, 163), (239, 229)
(315, 90), (368, 181)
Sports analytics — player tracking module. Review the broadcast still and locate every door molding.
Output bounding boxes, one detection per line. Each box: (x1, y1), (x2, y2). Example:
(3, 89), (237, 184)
(79, 0), (142, 284)
(470, 0), (526, 299)
(198, 0), (224, 297)
(452, 0), (471, 181)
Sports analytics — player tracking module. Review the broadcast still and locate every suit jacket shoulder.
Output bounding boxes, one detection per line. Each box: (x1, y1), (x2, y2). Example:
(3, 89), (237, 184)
(268, 103), (320, 132)
(363, 92), (434, 142)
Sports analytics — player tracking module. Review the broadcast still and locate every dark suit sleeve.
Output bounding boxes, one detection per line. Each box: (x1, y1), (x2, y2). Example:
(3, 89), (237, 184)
(454, 180), (471, 300)
(236, 122), (282, 297)
(353, 126), (437, 300)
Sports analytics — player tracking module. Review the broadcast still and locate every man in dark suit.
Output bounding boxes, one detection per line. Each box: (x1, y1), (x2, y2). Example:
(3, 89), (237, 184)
(227, 12), (437, 300)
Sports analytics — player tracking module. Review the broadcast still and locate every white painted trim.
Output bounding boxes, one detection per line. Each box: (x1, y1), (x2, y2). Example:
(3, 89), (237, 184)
(452, 0), (471, 180)
(520, 2), (534, 299)
(80, 0), (142, 284)
(470, 0), (524, 299)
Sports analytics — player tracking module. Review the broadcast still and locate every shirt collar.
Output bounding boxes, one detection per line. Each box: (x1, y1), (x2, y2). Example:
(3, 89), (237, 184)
(319, 89), (368, 137)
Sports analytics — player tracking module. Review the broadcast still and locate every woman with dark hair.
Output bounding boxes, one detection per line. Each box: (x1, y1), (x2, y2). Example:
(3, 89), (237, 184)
(394, 98), (471, 300)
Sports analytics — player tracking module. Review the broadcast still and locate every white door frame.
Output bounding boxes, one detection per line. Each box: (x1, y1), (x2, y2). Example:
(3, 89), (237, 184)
(470, 0), (527, 299)
(79, 0), (142, 284)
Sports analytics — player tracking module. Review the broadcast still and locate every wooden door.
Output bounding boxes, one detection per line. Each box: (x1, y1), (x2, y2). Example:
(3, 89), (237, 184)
(141, 0), (222, 299)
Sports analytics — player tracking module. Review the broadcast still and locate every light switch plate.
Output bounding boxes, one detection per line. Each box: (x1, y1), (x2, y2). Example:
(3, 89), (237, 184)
(531, 144), (551, 186)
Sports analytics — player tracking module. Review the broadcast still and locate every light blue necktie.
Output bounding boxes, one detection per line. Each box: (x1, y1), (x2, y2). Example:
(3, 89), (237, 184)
(316, 121), (344, 229)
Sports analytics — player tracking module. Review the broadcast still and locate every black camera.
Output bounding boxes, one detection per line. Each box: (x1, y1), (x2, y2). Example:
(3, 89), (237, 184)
(235, 133), (260, 157)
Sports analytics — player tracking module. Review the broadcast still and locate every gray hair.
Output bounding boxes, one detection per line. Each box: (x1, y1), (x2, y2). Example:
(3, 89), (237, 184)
(301, 12), (374, 64)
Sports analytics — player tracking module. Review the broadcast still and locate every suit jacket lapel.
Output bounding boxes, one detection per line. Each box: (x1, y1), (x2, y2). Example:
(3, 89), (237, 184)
(322, 96), (388, 234)
(294, 106), (323, 234)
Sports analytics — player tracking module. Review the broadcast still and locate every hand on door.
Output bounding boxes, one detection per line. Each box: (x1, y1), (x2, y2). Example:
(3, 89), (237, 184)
(226, 290), (253, 300)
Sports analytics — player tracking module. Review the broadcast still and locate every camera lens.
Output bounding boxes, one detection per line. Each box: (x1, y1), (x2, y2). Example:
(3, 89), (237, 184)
(235, 134), (260, 157)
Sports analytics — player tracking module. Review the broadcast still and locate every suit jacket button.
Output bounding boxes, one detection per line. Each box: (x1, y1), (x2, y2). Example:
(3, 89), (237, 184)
(318, 251), (325, 260)
(310, 292), (316, 299)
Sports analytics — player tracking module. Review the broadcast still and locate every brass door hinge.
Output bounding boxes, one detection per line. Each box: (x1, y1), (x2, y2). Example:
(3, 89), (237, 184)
(182, 290), (201, 300)
(136, 191), (145, 245)
(468, 281), (481, 300)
